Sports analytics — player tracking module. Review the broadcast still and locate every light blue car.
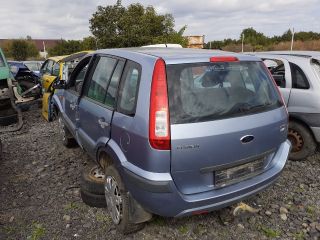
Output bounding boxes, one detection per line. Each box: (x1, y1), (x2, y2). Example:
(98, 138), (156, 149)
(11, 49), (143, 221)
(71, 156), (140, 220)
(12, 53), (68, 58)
(52, 48), (291, 234)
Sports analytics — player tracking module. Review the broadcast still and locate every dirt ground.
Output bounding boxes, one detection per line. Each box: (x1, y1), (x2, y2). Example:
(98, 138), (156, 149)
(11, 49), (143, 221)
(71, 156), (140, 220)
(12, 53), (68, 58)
(0, 105), (320, 240)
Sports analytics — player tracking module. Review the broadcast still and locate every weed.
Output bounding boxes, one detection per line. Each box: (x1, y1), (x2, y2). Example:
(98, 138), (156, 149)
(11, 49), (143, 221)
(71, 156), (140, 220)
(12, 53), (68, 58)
(64, 202), (80, 211)
(179, 225), (189, 235)
(96, 212), (111, 223)
(28, 223), (45, 240)
(260, 225), (281, 238)
(153, 216), (166, 227)
(293, 231), (305, 240)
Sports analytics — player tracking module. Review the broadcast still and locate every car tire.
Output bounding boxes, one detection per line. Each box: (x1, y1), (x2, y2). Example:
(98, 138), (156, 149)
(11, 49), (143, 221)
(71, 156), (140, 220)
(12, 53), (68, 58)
(104, 165), (144, 234)
(288, 121), (317, 160)
(58, 112), (77, 148)
(80, 189), (107, 208)
(80, 164), (105, 195)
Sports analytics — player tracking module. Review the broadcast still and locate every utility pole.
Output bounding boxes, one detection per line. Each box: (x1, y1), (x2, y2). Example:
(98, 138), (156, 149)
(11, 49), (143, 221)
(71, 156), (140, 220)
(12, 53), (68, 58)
(241, 33), (245, 53)
(291, 27), (295, 51)
(43, 41), (47, 59)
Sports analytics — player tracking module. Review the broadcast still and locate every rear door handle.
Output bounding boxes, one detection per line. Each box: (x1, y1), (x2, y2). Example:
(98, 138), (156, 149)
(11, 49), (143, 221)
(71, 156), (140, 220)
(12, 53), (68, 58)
(98, 118), (109, 128)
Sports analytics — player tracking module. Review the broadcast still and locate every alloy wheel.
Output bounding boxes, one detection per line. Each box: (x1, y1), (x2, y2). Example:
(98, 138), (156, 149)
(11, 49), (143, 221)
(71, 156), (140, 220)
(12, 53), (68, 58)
(105, 176), (123, 224)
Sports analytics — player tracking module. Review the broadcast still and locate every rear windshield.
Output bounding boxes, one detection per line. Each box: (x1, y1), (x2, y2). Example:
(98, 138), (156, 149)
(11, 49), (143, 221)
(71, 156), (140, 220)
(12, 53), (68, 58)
(166, 61), (282, 124)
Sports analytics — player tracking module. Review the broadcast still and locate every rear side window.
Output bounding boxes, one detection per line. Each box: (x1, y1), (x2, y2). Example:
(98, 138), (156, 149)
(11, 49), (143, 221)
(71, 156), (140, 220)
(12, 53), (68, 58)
(311, 59), (320, 80)
(105, 60), (124, 107)
(167, 61), (282, 124)
(117, 61), (141, 116)
(87, 57), (117, 103)
(290, 62), (309, 89)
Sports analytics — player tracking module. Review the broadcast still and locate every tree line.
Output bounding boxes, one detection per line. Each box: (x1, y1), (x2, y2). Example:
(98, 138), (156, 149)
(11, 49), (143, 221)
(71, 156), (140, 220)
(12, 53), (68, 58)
(205, 28), (320, 51)
(1, 37), (39, 61)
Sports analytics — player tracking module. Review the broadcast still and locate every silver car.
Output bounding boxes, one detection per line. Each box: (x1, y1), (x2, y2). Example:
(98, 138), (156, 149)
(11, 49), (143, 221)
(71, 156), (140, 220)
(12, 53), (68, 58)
(251, 53), (320, 160)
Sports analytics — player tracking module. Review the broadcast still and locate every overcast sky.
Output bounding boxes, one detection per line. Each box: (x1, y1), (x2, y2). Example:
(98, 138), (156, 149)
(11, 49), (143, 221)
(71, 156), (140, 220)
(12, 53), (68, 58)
(0, 0), (319, 41)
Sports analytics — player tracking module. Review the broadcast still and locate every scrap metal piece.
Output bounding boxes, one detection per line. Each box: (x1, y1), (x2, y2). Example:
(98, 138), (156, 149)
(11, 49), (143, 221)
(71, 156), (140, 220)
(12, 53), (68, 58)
(233, 202), (260, 216)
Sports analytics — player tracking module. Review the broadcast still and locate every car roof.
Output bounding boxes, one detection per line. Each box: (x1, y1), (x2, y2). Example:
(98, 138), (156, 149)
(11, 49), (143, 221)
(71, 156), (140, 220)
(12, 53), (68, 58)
(23, 60), (43, 63)
(48, 55), (69, 62)
(96, 48), (261, 64)
(61, 50), (93, 63)
(254, 51), (320, 57)
(247, 51), (320, 61)
(247, 53), (316, 64)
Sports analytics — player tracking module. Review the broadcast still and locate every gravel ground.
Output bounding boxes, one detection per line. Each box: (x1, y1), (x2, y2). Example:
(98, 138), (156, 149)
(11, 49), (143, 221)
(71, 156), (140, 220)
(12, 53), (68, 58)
(0, 106), (320, 240)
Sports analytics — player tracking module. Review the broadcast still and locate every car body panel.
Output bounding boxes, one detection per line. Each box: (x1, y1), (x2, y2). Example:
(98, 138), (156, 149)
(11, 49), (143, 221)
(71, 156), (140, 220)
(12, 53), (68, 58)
(170, 107), (287, 194)
(41, 51), (92, 121)
(251, 53), (320, 143)
(77, 97), (113, 158)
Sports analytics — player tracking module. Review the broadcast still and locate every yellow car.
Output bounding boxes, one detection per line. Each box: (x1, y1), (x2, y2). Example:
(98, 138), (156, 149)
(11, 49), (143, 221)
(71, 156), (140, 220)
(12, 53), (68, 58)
(40, 51), (92, 121)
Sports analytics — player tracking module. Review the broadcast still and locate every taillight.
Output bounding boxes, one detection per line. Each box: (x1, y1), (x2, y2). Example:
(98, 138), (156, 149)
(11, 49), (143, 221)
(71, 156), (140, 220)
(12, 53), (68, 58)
(149, 58), (171, 150)
(262, 62), (288, 115)
(210, 56), (239, 62)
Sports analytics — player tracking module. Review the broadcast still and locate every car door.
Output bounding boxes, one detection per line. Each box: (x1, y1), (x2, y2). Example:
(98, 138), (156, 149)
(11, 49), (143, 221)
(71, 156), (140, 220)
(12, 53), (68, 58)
(262, 57), (292, 105)
(77, 55), (125, 158)
(41, 60), (57, 92)
(63, 56), (92, 137)
(287, 61), (312, 112)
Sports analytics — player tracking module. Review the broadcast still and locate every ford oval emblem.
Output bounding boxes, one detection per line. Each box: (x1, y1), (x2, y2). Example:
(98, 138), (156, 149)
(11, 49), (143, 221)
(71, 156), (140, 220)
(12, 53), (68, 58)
(240, 135), (254, 144)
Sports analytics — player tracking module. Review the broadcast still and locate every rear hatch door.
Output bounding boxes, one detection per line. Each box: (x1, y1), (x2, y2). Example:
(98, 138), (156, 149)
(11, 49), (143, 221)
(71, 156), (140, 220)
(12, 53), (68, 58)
(166, 60), (287, 195)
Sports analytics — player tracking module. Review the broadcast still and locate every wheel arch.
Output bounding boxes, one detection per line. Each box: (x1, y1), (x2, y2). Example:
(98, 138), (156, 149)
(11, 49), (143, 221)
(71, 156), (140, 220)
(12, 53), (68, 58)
(96, 139), (127, 171)
(289, 115), (317, 142)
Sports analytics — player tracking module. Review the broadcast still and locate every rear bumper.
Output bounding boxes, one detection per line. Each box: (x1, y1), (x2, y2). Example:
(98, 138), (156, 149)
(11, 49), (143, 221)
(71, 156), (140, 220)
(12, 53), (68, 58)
(121, 140), (291, 217)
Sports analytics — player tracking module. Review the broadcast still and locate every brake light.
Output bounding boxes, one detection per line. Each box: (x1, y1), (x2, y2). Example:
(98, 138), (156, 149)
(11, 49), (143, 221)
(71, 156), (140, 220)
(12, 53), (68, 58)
(210, 56), (239, 62)
(149, 59), (171, 150)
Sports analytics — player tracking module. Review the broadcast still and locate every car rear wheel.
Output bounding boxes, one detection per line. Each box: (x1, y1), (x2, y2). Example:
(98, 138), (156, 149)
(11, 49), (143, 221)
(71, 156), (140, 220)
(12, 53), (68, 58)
(58, 112), (77, 148)
(288, 121), (316, 160)
(104, 165), (144, 234)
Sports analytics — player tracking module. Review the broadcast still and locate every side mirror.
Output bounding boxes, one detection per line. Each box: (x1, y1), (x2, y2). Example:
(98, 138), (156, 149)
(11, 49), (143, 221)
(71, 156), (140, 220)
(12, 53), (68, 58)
(273, 74), (285, 88)
(52, 79), (66, 89)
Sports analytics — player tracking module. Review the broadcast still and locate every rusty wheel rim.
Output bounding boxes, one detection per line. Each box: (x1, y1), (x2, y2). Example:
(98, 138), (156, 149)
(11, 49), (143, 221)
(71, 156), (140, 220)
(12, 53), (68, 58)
(288, 128), (304, 152)
(88, 166), (105, 183)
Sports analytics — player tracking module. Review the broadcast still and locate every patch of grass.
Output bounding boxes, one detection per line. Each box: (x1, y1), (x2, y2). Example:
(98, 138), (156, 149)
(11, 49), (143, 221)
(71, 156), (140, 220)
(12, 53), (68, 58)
(293, 231), (305, 240)
(3, 226), (16, 234)
(28, 223), (45, 240)
(306, 205), (316, 215)
(179, 225), (189, 235)
(260, 226), (281, 238)
(64, 202), (80, 211)
(193, 223), (206, 235)
(96, 212), (111, 223)
(153, 216), (166, 227)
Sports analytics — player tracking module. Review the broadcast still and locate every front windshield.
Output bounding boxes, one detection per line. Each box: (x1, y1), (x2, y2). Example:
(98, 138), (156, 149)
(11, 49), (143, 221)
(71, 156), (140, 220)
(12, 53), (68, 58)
(25, 62), (40, 71)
